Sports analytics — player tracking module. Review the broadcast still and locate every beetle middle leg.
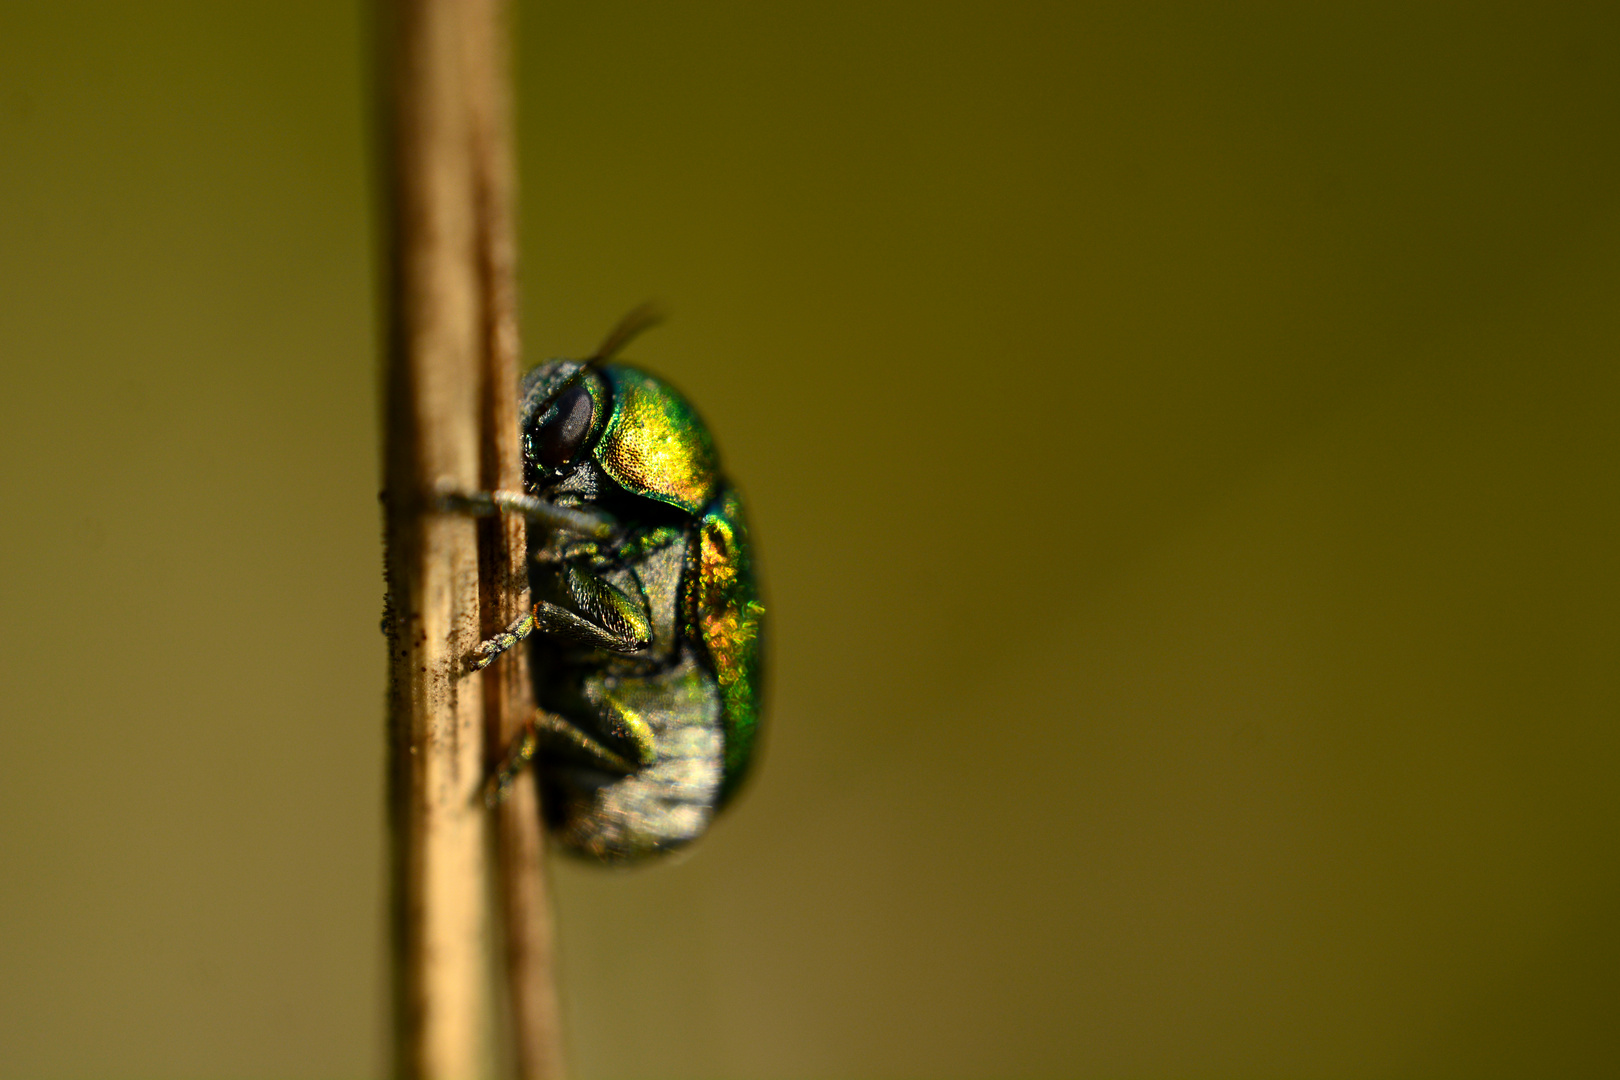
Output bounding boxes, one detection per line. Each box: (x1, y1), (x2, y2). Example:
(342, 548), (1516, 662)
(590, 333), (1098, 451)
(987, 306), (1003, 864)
(433, 485), (641, 668)
(467, 564), (652, 671)
(469, 607), (540, 671)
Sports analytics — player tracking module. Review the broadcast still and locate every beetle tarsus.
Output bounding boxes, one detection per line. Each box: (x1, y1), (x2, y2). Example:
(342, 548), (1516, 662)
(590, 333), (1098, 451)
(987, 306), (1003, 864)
(468, 607), (539, 671)
(483, 722), (539, 808)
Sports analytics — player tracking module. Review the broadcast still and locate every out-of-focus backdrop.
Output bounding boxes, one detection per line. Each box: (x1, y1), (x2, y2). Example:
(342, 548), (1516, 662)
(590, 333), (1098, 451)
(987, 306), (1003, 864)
(3, 2), (1617, 1076)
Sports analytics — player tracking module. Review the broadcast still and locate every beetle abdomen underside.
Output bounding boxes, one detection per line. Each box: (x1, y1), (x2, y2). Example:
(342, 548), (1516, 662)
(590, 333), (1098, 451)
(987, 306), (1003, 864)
(540, 654), (724, 862)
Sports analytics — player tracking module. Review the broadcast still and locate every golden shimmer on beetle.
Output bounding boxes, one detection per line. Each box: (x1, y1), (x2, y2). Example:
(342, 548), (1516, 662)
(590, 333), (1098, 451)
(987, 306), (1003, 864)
(695, 486), (765, 799)
(596, 366), (720, 515)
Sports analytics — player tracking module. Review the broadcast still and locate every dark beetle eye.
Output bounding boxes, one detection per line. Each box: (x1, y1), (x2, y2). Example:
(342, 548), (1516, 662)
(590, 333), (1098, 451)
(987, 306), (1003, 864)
(535, 383), (595, 467)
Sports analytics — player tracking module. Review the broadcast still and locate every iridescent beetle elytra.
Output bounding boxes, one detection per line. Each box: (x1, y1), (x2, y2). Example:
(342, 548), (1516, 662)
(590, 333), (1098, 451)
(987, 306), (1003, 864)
(443, 310), (764, 863)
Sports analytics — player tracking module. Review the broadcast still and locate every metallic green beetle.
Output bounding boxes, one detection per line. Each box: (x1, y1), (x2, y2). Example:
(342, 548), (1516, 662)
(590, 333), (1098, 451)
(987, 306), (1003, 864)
(467, 317), (764, 864)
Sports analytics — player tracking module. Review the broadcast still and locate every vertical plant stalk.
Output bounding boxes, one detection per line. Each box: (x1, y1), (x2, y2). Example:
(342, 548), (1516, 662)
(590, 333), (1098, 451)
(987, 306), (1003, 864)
(384, 0), (563, 1076)
(464, 1), (569, 1078)
(381, 0), (493, 1075)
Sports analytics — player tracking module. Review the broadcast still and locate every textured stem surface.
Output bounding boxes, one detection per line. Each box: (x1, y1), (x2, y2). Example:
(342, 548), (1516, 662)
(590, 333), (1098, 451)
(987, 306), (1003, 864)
(464, 1), (569, 1077)
(380, 0), (504, 1075)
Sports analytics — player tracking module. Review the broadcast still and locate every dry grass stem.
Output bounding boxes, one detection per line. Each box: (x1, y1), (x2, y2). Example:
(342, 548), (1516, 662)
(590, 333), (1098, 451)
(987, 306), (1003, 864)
(382, 0), (560, 1075)
(464, 0), (568, 1077)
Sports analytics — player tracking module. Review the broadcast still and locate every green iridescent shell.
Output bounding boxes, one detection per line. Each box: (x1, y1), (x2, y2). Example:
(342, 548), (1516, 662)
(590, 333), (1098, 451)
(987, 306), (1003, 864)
(593, 364), (765, 801)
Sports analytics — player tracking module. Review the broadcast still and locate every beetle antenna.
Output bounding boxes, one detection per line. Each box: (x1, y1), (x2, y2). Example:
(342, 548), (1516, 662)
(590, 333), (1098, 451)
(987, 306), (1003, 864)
(522, 303), (666, 421)
(587, 302), (665, 365)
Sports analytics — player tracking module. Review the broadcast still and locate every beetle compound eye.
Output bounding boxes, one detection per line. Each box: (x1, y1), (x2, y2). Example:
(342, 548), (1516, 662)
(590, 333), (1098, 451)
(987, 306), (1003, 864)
(536, 383), (595, 467)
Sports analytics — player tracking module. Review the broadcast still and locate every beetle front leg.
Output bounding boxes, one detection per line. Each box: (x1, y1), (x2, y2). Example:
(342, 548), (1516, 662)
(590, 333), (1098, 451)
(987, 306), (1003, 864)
(433, 485), (615, 539)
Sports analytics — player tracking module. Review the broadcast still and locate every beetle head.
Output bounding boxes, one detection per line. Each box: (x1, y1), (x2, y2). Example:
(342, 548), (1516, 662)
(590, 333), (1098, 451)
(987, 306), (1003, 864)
(518, 361), (611, 493)
(517, 306), (720, 515)
(517, 305), (666, 495)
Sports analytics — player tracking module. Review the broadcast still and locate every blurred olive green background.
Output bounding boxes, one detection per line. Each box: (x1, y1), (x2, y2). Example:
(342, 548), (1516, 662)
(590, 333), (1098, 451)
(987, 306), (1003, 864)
(3, 1), (1618, 1076)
